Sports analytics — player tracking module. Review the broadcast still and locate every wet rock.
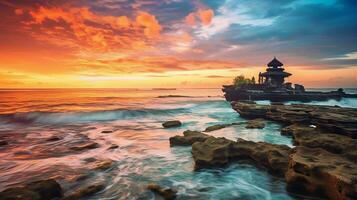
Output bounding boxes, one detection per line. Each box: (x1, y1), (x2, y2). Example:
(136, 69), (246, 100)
(101, 130), (113, 133)
(280, 124), (301, 136)
(70, 142), (99, 151)
(91, 160), (114, 170)
(286, 146), (357, 200)
(245, 119), (265, 129)
(64, 183), (105, 200)
(169, 130), (211, 146)
(204, 122), (244, 132)
(233, 102), (268, 118)
(107, 144), (119, 150)
(0, 140), (8, 146)
(204, 124), (229, 132)
(232, 101), (357, 138)
(0, 179), (62, 200)
(192, 137), (234, 169)
(192, 137), (291, 176)
(290, 125), (357, 160)
(83, 157), (97, 163)
(162, 120), (182, 128)
(147, 183), (177, 200)
(46, 136), (61, 142)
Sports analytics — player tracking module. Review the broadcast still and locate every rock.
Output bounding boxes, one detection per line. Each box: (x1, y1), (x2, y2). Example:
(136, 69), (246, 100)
(83, 157), (97, 163)
(232, 102), (357, 138)
(233, 102), (268, 118)
(64, 183), (105, 200)
(162, 120), (182, 128)
(204, 122), (244, 132)
(290, 125), (357, 160)
(101, 130), (113, 133)
(92, 160), (114, 170)
(0, 140), (8, 146)
(192, 137), (291, 176)
(204, 124), (229, 132)
(107, 144), (119, 150)
(169, 130), (211, 146)
(0, 179), (62, 200)
(280, 124), (301, 136)
(245, 119), (265, 129)
(192, 137), (234, 169)
(286, 146), (357, 200)
(147, 183), (177, 200)
(46, 136), (61, 142)
(70, 142), (99, 151)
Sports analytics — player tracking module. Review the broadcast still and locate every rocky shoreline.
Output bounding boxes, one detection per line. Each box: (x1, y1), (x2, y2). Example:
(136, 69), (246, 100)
(170, 101), (357, 200)
(1, 101), (356, 200)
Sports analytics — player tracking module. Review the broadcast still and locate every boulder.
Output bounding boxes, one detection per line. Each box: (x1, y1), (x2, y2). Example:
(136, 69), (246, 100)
(191, 137), (291, 176)
(204, 124), (229, 132)
(204, 122), (243, 132)
(147, 183), (177, 200)
(169, 130), (210, 146)
(286, 146), (357, 200)
(192, 137), (234, 169)
(162, 120), (182, 128)
(245, 119), (265, 129)
(0, 179), (62, 200)
(70, 142), (99, 151)
(64, 183), (105, 200)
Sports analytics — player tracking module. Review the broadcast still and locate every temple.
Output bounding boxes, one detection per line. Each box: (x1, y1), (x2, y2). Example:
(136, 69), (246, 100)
(258, 57), (291, 87)
(222, 57), (357, 101)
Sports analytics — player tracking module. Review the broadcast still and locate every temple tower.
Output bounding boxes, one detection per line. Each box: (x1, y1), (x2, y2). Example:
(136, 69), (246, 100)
(259, 57), (291, 87)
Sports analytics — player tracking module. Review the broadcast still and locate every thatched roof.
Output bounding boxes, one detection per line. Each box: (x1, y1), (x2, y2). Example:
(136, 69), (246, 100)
(267, 57), (283, 67)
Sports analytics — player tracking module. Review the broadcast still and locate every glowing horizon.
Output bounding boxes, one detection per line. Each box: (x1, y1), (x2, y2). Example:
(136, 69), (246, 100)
(0, 0), (356, 88)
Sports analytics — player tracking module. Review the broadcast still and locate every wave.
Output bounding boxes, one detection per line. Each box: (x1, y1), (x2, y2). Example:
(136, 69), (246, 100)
(0, 107), (190, 124)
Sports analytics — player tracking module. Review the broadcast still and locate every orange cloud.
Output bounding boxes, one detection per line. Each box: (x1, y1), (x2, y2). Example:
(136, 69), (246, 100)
(136, 11), (162, 38)
(185, 12), (196, 26)
(185, 9), (214, 26)
(18, 6), (162, 52)
(198, 9), (214, 26)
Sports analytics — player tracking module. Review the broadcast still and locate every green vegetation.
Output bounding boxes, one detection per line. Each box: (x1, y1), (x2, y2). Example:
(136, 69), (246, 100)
(233, 75), (255, 88)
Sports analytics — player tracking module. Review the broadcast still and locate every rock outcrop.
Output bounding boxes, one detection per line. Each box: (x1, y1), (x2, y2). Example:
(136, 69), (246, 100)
(169, 130), (211, 146)
(192, 137), (291, 176)
(147, 183), (177, 200)
(162, 120), (182, 128)
(232, 101), (357, 138)
(245, 119), (265, 129)
(0, 179), (62, 200)
(286, 147), (357, 200)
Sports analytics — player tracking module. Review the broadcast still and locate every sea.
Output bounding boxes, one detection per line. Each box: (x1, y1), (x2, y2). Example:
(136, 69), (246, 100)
(0, 88), (356, 200)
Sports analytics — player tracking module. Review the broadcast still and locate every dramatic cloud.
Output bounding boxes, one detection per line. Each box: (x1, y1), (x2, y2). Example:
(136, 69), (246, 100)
(0, 0), (356, 88)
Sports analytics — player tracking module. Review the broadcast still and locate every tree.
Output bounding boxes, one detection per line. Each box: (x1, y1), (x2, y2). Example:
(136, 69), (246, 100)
(233, 75), (253, 88)
(251, 76), (256, 84)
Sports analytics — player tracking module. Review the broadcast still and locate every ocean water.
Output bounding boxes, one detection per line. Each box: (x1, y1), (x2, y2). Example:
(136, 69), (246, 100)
(0, 88), (356, 200)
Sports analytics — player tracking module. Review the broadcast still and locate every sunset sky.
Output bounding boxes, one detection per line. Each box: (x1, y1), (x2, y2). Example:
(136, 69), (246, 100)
(0, 0), (356, 88)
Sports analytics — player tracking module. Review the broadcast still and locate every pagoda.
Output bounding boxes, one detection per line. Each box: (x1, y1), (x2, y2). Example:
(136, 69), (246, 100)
(258, 57), (291, 87)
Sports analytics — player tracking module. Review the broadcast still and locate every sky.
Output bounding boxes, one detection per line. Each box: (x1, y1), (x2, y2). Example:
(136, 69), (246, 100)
(0, 0), (356, 88)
